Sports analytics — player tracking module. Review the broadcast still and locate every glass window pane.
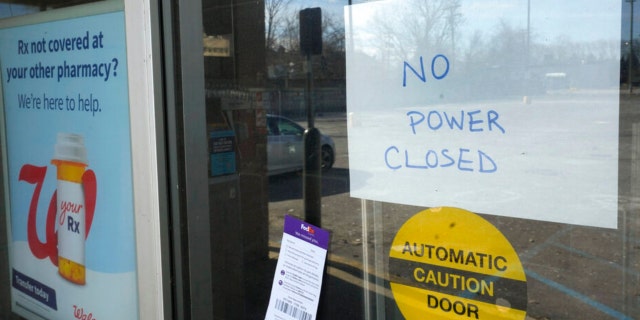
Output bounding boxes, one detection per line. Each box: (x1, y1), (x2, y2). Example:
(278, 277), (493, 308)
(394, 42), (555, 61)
(0, 1), (104, 19)
(202, 1), (638, 319)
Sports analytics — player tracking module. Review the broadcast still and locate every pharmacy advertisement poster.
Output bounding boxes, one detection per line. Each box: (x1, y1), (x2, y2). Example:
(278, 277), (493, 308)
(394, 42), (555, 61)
(265, 215), (329, 320)
(345, 0), (621, 228)
(0, 9), (138, 319)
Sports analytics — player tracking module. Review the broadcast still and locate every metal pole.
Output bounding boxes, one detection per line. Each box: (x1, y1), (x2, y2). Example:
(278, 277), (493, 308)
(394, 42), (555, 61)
(525, 0), (530, 100)
(304, 54), (322, 226)
(306, 55), (315, 128)
(527, 0), (530, 62)
(630, 0), (635, 94)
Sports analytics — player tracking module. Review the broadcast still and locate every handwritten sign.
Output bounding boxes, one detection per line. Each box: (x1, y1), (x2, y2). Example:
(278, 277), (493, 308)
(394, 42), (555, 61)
(345, 0), (621, 228)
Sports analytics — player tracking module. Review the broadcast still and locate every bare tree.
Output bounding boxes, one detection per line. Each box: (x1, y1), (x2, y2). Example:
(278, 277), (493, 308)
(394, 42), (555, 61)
(489, 20), (528, 67)
(370, 0), (463, 62)
(463, 30), (487, 67)
(322, 11), (345, 53)
(265, 0), (292, 51)
(265, 4), (346, 81)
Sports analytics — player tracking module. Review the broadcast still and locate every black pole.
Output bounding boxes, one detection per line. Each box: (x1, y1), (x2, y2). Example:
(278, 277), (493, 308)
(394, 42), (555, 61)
(300, 8), (323, 226)
(303, 54), (322, 227)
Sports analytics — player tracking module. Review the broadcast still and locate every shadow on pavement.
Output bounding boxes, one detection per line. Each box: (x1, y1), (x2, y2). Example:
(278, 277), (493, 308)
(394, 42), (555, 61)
(268, 168), (350, 202)
(246, 244), (373, 320)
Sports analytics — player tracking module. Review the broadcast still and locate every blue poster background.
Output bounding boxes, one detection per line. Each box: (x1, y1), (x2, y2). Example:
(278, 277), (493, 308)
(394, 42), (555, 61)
(1, 9), (138, 319)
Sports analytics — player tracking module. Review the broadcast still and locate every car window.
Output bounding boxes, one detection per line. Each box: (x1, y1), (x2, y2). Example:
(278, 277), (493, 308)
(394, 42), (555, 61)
(267, 118), (279, 136)
(277, 119), (303, 136)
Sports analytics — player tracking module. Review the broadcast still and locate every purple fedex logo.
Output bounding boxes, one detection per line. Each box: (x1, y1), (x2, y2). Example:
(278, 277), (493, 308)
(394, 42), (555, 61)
(283, 215), (329, 250)
(301, 224), (315, 234)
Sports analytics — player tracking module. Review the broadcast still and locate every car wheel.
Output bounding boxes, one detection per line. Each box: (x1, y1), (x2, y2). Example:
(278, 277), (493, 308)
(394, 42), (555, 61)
(321, 145), (334, 170)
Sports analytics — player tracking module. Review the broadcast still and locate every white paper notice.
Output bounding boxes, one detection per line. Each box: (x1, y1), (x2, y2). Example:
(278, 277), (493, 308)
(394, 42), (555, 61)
(265, 215), (330, 320)
(345, 0), (621, 228)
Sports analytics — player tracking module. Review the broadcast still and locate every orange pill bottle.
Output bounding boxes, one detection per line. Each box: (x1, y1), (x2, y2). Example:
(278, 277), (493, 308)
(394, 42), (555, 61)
(52, 133), (88, 285)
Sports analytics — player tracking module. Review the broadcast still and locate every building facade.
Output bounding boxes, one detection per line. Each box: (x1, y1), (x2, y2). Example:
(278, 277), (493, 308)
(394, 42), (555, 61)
(0, 0), (638, 319)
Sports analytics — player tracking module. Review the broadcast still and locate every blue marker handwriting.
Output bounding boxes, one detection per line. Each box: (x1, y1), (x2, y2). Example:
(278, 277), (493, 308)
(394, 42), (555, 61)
(406, 110), (505, 134)
(383, 109), (505, 173)
(403, 54), (449, 87)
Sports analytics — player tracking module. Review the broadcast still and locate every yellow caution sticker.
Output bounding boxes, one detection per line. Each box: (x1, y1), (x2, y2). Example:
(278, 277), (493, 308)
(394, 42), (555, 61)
(389, 207), (527, 320)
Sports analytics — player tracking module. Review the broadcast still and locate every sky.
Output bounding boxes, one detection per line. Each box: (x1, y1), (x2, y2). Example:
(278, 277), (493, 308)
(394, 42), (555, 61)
(460, 0), (623, 42)
(304, 0), (637, 41)
(1, 0), (638, 41)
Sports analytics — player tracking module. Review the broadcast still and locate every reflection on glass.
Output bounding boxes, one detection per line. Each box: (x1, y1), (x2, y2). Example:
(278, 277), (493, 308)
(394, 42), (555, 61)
(0, 4), (38, 18)
(345, 0), (620, 228)
(0, 1), (104, 19)
(202, 0), (639, 319)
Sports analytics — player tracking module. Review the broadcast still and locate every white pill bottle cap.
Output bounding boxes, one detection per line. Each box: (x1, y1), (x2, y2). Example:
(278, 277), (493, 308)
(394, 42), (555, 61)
(53, 133), (88, 165)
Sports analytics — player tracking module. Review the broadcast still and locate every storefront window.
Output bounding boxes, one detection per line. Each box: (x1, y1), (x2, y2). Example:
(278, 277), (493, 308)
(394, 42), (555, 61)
(203, 0), (638, 319)
(1, 0), (638, 319)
